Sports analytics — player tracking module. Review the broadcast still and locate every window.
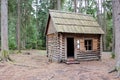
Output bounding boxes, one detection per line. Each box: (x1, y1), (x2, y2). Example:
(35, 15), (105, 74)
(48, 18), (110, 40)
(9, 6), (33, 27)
(77, 40), (80, 49)
(84, 39), (92, 50)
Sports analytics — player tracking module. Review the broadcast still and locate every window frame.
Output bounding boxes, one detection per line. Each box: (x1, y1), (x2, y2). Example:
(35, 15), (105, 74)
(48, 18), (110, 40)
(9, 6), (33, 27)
(84, 39), (93, 51)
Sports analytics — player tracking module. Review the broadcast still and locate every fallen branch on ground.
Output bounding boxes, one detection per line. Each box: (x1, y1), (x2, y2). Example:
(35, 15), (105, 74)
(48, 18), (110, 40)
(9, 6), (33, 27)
(13, 63), (38, 68)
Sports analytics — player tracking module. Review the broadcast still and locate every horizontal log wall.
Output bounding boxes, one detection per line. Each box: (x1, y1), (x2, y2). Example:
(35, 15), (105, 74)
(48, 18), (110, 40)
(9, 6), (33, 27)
(77, 34), (100, 60)
(64, 33), (101, 60)
(59, 33), (65, 62)
(46, 33), (101, 62)
(47, 33), (60, 62)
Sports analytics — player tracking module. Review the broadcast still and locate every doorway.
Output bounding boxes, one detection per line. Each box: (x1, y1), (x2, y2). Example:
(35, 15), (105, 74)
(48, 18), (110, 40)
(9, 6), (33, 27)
(67, 38), (74, 58)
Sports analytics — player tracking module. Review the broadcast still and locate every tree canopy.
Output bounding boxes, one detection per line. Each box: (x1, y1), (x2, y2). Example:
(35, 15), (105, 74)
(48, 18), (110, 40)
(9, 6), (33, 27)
(0, 0), (112, 51)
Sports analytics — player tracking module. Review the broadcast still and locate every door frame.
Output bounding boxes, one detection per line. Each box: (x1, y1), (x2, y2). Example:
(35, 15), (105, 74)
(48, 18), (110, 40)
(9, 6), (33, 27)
(65, 37), (75, 59)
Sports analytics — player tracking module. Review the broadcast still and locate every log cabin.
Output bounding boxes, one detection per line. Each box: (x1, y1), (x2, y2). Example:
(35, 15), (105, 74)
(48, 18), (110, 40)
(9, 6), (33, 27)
(45, 10), (104, 63)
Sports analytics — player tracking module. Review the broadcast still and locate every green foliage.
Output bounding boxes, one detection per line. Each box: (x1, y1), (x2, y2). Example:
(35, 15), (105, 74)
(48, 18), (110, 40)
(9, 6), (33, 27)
(9, 50), (15, 54)
(0, 0), (112, 51)
(102, 0), (112, 19)
(106, 19), (112, 50)
(111, 52), (115, 59)
(8, 16), (17, 50)
(8, 0), (17, 50)
(102, 0), (112, 51)
(63, 0), (74, 12)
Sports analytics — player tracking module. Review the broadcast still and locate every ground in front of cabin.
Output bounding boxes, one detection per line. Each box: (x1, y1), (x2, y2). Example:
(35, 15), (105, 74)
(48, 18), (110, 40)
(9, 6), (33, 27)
(0, 50), (119, 80)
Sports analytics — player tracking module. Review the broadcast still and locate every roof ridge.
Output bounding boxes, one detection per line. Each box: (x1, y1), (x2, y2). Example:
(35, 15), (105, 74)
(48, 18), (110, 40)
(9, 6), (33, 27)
(49, 9), (92, 17)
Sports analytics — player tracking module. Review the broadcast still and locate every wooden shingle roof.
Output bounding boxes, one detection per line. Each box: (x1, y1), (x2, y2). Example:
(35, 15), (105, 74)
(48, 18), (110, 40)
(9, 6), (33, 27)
(46, 10), (104, 34)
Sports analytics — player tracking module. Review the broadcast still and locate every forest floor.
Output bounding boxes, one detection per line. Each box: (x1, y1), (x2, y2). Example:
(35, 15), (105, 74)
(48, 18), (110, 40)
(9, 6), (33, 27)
(0, 50), (119, 80)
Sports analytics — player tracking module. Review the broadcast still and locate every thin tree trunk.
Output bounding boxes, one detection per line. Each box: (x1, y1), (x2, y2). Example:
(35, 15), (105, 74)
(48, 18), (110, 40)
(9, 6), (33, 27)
(78, 0), (82, 13)
(97, 0), (100, 24)
(96, 0), (100, 29)
(103, 0), (107, 51)
(16, 0), (21, 52)
(51, 0), (57, 10)
(57, 0), (61, 10)
(112, 0), (115, 53)
(100, 0), (103, 14)
(74, 0), (77, 12)
(36, 0), (38, 48)
(21, 0), (27, 49)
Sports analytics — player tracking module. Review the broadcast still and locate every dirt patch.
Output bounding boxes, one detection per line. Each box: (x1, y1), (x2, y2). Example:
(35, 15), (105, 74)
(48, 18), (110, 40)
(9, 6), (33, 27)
(0, 50), (119, 80)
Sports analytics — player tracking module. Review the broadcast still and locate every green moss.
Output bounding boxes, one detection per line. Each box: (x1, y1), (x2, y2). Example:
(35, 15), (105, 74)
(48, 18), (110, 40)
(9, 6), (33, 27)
(1, 50), (12, 62)
(16, 50), (21, 54)
(2, 50), (9, 58)
(111, 52), (115, 59)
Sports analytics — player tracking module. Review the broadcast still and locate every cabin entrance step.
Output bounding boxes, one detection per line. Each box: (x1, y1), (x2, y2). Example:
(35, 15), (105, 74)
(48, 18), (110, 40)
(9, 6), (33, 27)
(65, 58), (80, 64)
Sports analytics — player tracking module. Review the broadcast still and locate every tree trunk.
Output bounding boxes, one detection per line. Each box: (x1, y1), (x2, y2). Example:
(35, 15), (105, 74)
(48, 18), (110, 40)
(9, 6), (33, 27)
(16, 0), (21, 52)
(103, 0), (107, 51)
(96, 0), (100, 25)
(114, 1), (120, 56)
(36, 0), (39, 48)
(78, 0), (83, 13)
(112, 0), (120, 78)
(1, 0), (10, 61)
(113, 0), (120, 60)
(57, 0), (61, 10)
(21, 0), (27, 49)
(112, 0), (115, 53)
(74, 0), (77, 12)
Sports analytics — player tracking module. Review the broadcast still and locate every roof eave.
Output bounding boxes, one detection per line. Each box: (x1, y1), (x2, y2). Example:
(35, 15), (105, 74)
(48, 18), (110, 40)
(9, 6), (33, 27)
(44, 14), (51, 35)
(57, 31), (104, 35)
